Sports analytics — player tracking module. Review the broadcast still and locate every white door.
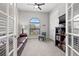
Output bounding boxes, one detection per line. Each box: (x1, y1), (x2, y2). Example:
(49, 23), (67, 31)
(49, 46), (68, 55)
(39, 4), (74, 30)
(66, 3), (79, 56)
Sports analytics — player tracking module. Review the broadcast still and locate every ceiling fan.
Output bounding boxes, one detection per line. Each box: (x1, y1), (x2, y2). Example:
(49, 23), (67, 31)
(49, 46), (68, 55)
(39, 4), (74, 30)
(26, 3), (45, 10)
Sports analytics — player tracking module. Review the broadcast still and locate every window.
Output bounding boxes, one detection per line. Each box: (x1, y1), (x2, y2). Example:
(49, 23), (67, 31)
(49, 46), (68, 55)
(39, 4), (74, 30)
(30, 18), (40, 35)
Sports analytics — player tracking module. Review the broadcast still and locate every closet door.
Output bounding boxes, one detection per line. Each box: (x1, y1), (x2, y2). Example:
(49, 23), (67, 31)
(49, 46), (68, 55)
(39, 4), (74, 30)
(66, 3), (79, 56)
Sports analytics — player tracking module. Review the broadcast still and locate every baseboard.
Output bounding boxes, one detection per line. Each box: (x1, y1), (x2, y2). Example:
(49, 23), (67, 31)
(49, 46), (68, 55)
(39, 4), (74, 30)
(48, 38), (53, 41)
(48, 38), (55, 44)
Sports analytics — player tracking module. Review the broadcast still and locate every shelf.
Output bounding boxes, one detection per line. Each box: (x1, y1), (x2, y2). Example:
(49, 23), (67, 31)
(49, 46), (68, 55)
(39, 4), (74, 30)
(68, 14), (79, 22)
(0, 35), (7, 39)
(0, 10), (7, 16)
(0, 34), (14, 39)
(68, 33), (79, 37)
(9, 34), (14, 36)
(67, 3), (73, 10)
(56, 39), (60, 42)
(0, 44), (6, 56)
(73, 28), (79, 30)
(8, 49), (14, 56)
(9, 16), (14, 19)
(73, 14), (79, 19)
(56, 26), (65, 28)
(55, 17), (66, 52)
(68, 45), (79, 55)
(56, 33), (65, 36)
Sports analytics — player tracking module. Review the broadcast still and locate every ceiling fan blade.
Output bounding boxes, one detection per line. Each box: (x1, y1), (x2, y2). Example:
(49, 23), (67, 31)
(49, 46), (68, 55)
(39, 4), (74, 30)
(38, 6), (42, 10)
(39, 3), (45, 6)
(35, 3), (45, 6)
(35, 3), (38, 5)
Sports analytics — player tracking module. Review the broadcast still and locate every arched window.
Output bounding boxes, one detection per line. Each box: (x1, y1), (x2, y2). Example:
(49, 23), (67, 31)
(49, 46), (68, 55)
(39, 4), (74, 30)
(31, 18), (40, 23)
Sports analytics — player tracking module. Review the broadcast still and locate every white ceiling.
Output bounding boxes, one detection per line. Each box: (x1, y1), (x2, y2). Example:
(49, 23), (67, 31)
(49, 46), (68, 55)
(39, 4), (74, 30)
(17, 3), (59, 13)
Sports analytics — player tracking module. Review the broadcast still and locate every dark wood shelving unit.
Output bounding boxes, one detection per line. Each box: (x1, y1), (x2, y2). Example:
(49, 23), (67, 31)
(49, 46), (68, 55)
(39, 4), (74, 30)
(55, 14), (66, 52)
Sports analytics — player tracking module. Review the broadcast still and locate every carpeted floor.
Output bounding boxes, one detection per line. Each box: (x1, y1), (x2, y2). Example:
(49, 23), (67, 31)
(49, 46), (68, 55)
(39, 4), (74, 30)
(21, 38), (65, 56)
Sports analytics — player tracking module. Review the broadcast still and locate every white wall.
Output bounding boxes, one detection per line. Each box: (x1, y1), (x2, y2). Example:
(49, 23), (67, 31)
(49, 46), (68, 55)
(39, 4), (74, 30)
(49, 10), (59, 41)
(18, 11), (49, 38)
(49, 3), (66, 42)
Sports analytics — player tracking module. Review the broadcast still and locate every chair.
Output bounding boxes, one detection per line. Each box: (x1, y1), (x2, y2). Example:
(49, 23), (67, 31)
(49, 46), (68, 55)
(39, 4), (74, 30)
(38, 32), (46, 41)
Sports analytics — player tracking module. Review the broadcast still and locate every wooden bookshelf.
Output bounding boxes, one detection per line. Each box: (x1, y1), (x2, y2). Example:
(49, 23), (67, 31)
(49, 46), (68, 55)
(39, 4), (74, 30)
(55, 14), (66, 52)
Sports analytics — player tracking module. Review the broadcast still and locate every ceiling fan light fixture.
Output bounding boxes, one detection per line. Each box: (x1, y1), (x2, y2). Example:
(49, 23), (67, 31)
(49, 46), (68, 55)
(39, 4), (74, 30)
(34, 5), (38, 9)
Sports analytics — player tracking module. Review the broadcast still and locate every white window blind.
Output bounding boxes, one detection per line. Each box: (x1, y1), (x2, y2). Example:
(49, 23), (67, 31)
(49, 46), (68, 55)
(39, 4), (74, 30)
(0, 3), (7, 13)
(0, 13), (7, 36)
(9, 36), (13, 52)
(8, 18), (14, 34)
(73, 3), (79, 17)
(0, 37), (7, 56)
(73, 36), (79, 53)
